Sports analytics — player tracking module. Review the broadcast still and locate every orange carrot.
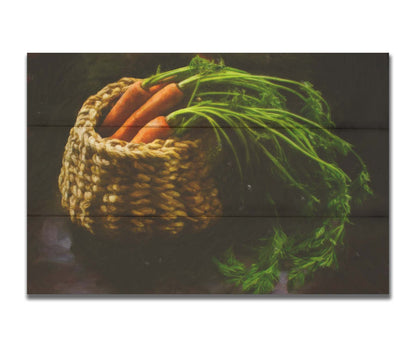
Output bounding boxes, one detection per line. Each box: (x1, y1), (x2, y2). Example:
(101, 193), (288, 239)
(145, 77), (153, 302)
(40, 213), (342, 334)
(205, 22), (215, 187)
(110, 83), (184, 141)
(99, 80), (164, 136)
(131, 116), (172, 144)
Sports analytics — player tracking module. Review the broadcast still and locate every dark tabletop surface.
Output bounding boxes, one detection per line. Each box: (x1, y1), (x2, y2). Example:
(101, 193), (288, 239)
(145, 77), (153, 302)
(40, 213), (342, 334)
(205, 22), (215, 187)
(27, 53), (389, 294)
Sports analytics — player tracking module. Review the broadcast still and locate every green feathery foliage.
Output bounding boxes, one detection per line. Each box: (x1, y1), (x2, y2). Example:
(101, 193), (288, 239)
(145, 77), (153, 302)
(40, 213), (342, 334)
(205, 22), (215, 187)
(153, 56), (372, 293)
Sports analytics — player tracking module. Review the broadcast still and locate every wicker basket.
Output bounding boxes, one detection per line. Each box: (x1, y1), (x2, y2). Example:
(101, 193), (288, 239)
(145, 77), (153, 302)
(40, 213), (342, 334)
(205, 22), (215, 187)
(58, 77), (222, 240)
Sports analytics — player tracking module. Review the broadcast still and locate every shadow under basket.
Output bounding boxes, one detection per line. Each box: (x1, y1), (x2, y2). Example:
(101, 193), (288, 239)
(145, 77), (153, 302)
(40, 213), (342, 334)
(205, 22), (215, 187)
(58, 77), (222, 241)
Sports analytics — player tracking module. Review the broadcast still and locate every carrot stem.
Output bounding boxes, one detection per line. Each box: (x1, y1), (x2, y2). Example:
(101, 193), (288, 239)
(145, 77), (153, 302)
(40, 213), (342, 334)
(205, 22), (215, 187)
(186, 78), (201, 107)
(141, 66), (193, 89)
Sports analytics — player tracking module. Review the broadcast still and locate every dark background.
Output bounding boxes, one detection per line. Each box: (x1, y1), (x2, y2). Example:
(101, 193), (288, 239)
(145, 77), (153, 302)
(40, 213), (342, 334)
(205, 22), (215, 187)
(27, 53), (389, 294)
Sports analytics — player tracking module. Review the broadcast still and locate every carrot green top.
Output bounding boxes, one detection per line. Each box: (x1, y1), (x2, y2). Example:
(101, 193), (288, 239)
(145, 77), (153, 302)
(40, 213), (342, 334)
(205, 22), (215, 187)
(141, 56), (373, 293)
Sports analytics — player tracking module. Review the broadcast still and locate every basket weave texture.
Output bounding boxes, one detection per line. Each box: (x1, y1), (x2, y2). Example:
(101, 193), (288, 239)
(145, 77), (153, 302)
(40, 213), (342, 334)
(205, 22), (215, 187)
(58, 77), (222, 238)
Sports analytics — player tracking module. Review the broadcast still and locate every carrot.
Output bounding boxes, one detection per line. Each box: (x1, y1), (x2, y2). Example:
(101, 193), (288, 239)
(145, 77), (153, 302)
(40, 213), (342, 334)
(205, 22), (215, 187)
(98, 80), (164, 136)
(131, 116), (172, 144)
(110, 83), (184, 141)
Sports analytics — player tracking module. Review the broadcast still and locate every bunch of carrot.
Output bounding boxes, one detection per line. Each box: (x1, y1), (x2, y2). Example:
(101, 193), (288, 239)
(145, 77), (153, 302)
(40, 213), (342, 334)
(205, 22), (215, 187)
(99, 54), (224, 143)
(99, 80), (186, 144)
